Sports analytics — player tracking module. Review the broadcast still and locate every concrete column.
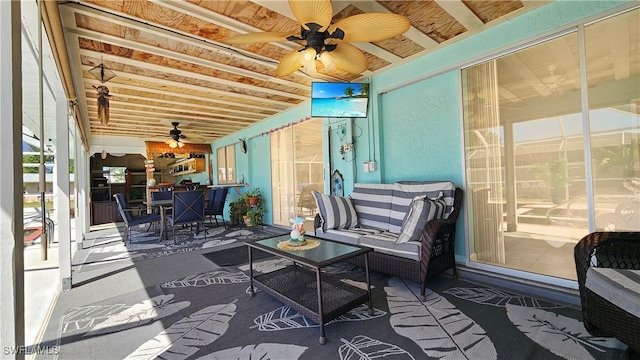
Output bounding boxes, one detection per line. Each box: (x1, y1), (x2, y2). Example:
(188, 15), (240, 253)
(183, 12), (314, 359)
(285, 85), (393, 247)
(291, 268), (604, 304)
(75, 142), (89, 248)
(504, 123), (518, 232)
(74, 128), (83, 249)
(0, 1), (25, 358)
(55, 98), (72, 290)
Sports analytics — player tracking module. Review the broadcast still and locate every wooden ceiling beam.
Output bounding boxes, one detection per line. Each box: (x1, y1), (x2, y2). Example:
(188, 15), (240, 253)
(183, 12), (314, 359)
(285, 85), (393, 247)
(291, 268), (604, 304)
(89, 97), (265, 122)
(86, 105), (258, 126)
(85, 86), (272, 119)
(352, 1), (438, 51)
(434, 0), (484, 31)
(81, 73), (281, 113)
(150, 0), (298, 52)
(59, 3), (284, 71)
(79, 48), (309, 102)
(66, 26), (310, 91)
(79, 63), (297, 109)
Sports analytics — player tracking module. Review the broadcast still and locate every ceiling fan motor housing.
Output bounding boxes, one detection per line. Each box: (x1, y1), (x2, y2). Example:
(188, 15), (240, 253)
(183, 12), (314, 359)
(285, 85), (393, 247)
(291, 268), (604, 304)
(291, 22), (344, 54)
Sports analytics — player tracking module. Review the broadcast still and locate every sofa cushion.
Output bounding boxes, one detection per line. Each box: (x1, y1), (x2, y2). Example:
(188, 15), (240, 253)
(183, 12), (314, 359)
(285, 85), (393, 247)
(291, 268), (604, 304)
(396, 196), (447, 244)
(350, 183), (395, 231)
(312, 191), (359, 231)
(319, 228), (384, 245)
(390, 181), (456, 233)
(358, 232), (421, 261)
(585, 267), (640, 318)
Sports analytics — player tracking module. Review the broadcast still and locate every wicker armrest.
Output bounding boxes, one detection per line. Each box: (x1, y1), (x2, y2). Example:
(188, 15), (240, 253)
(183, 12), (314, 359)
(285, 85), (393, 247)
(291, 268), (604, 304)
(574, 232), (640, 314)
(575, 232), (640, 288)
(419, 187), (463, 260)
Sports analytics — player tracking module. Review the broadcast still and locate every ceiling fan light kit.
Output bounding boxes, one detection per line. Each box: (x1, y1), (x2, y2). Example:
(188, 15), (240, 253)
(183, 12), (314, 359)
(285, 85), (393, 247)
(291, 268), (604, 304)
(224, 0), (410, 77)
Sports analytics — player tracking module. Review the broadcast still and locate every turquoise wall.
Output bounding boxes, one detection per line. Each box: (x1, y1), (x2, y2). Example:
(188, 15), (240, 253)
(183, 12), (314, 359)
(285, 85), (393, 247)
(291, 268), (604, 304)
(210, 1), (631, 261)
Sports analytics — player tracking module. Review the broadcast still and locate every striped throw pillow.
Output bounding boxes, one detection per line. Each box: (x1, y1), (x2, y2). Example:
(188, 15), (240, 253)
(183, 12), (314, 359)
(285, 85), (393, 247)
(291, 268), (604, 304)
(312, 191), (359, 231)
(395, 196), (447, 244)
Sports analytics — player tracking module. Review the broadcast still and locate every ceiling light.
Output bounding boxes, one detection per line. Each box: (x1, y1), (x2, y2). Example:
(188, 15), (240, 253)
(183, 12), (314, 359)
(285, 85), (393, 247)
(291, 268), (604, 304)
(169, 141), (177, 149)
(319, 51), (337, 72)
(178, 141), (185, 148)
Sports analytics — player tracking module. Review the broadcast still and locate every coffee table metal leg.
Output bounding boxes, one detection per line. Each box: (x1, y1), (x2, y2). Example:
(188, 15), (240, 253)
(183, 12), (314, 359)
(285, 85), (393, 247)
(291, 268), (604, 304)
(248, 247), (254, 297)
(316, 269), (326, 345)
(364, 253), (373, 315)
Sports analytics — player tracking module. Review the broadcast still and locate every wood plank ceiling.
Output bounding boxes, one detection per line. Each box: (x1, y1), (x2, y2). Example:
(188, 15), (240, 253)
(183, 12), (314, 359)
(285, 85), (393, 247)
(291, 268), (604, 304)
(57, 0), (544, 144)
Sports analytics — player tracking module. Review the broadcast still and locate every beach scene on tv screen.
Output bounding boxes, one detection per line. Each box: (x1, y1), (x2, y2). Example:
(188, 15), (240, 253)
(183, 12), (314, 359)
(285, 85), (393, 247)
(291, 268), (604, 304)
(312, 82), (369, 118)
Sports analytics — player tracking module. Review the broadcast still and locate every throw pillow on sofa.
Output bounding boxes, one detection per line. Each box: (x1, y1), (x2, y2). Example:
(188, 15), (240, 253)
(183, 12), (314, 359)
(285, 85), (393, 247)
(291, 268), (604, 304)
(311, 191), (359, 231)
(396, 196), (447, 244)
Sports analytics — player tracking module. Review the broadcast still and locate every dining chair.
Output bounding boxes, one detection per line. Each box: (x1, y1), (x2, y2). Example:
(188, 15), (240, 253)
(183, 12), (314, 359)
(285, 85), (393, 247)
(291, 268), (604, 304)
(205, 187), (229, 227)
(167, 190), (206, 244)
(113, 193), (161, 245)
(158, 183), (175, 192)
(185, 182), (200, 191)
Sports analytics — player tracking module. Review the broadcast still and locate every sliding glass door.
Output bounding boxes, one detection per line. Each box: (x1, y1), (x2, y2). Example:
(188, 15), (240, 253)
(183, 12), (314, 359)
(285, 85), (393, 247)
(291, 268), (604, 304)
(270, 119), (324, 227)
(462, 9), (639, 281)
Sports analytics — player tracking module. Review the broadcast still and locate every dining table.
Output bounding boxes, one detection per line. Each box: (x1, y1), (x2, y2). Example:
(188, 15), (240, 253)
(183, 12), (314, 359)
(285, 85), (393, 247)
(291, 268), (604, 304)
(144, 198), (172, 242)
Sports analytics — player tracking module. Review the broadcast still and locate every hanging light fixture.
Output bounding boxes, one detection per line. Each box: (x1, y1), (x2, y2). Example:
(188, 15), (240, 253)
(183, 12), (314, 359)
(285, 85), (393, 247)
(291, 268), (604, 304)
(89, 62), (116, 125)
(100, 133), (108, 159)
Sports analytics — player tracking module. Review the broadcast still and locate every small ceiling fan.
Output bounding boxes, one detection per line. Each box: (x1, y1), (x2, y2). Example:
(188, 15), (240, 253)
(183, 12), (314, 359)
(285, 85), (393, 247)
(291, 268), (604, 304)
(224, 0), (410, 77)
(164, 122), (204, 148)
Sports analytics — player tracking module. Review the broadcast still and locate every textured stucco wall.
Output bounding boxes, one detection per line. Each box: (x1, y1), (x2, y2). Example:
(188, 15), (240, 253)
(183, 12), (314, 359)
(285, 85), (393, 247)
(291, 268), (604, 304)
(209, 1), (631, 260)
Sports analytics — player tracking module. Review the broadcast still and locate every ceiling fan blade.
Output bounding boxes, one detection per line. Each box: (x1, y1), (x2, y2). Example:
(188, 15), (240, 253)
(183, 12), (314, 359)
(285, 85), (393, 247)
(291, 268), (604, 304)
(184, 134), (206, 143)
(224, 31), (293, 44)
(276, 48), (304, 77)
(331, 13), (411, 42)
(330, 42), (368, 74)
(289, 0), (333, 31)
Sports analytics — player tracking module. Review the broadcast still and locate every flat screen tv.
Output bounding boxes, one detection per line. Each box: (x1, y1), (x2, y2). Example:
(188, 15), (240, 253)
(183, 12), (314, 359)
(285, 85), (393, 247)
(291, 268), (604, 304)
(311, 82), (369, 118)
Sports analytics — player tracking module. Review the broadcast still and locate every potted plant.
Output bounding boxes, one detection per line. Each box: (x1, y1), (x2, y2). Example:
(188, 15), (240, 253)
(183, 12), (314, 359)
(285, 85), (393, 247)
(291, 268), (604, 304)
(245, 209), (263, 227)
(531, 158), (571, 204)
(244, 187), (262, 207)
(229, 198), (248, 226)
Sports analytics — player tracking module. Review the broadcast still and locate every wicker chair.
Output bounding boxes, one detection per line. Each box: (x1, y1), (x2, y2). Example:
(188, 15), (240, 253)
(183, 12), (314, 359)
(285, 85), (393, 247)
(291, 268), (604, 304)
(574, 232), (640, 354)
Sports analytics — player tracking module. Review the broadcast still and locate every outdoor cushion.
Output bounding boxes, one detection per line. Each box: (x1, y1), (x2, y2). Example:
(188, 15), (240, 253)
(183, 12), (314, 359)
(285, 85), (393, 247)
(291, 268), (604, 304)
(358, 232), (421, 261)
(321, 228), (384, 245)
(390, 181), (455, 232)
(312, 191), (359, 231)
(585, 267), (640, 318)
(349, 183), (395, 231)
(396, 196), (447, 244)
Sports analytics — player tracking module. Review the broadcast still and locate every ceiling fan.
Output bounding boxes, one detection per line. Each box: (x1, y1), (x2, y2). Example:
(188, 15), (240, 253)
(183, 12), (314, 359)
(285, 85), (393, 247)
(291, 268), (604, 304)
(224, 0), (411, 77)
(164, 122), (204, 148)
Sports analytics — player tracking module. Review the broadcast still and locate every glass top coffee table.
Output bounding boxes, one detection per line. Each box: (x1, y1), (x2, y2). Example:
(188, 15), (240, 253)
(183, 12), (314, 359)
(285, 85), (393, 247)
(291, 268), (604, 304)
(244, 234), (373, 345)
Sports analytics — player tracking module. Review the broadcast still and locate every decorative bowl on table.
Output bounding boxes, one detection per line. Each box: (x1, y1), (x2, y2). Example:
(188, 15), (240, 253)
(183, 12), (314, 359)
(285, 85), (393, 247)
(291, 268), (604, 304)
(287, 236), (307, 247)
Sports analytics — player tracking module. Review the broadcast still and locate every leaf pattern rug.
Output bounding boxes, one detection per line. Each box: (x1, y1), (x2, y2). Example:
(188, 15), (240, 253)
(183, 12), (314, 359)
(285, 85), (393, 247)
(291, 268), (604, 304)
(76, 225), (287, 273)
(38, 258), (627, 360)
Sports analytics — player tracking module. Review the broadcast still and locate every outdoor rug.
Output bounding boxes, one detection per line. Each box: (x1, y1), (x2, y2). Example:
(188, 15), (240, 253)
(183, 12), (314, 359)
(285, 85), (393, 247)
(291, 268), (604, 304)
(37, 256), (628, 360)
(76, 225), (287, 273)
(202, 246), (275, 267)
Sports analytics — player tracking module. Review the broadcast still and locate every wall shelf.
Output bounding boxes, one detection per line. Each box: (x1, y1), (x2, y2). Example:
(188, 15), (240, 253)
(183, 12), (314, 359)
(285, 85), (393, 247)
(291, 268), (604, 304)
(172, 158), (205, 177)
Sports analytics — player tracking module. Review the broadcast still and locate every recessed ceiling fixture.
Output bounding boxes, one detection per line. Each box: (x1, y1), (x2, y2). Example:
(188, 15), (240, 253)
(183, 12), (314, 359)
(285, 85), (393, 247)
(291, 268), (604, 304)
(224, 0), (410, 77)
(89, 63), (116, 125)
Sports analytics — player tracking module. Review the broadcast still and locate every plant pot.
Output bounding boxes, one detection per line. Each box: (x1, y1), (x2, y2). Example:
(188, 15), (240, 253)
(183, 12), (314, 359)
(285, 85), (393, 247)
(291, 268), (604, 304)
(248, 197), (258, 206)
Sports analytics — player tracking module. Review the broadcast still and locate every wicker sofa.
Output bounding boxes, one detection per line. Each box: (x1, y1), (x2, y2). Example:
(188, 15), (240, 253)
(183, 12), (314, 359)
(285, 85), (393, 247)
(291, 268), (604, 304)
(313, 181), (463, 300)
(574, 232), (640, 354)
